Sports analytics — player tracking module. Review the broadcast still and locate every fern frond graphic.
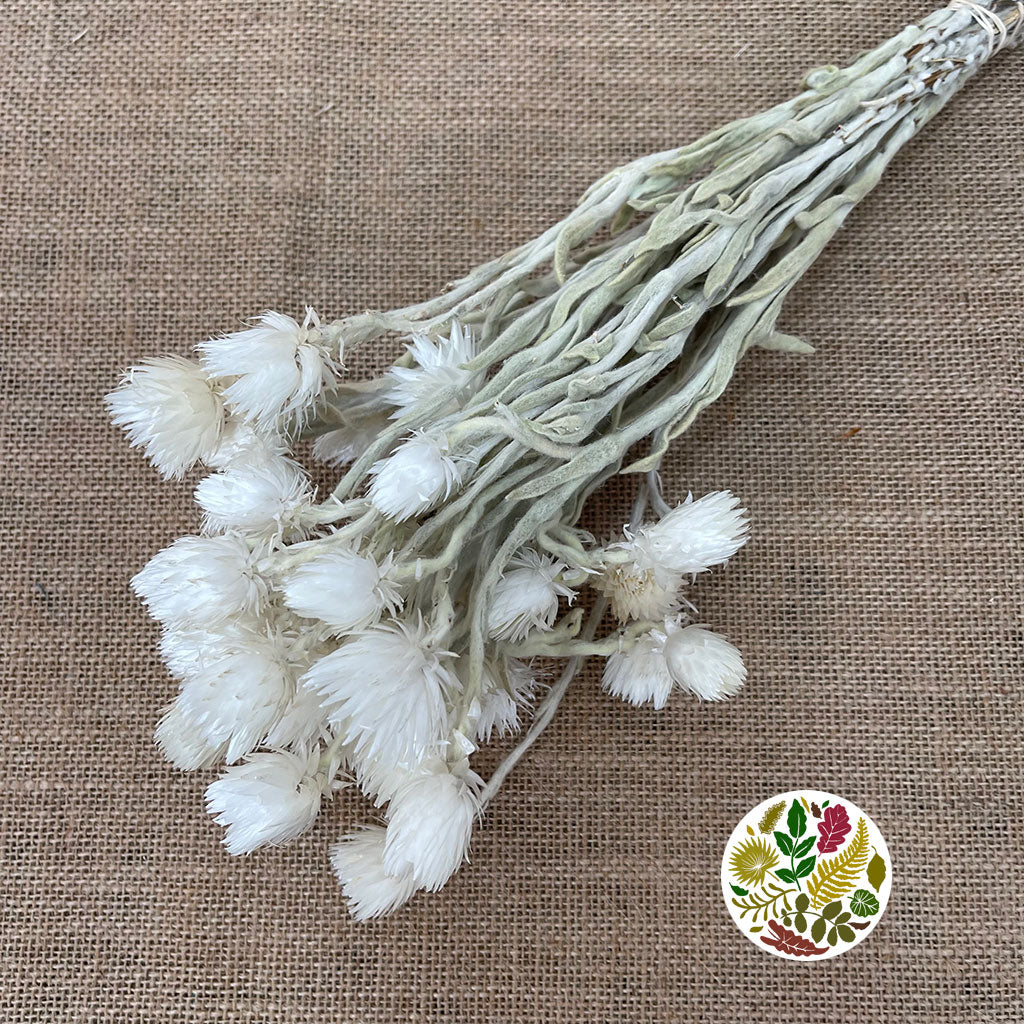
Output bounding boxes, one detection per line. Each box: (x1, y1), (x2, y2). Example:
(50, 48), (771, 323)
(807, 817), (869, 908)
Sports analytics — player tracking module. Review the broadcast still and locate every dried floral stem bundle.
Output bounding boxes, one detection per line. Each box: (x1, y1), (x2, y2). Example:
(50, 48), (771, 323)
(108, 1), (1019, 918)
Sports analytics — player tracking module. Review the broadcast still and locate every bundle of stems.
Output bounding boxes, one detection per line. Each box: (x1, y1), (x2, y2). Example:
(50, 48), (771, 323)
(107, 1), (1019, 917)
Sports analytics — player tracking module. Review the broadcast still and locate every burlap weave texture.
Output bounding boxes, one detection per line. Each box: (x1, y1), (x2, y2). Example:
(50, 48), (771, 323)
(1, 1), (1021, 1021)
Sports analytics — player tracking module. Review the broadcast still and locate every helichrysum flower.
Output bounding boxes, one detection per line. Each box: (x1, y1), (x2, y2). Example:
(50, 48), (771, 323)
(205, 417), (289, 470)
(602, 629), (675, 710)
(282, 549), (401, 634)
(205, 748), (325, 855)
(132, 533), (267, 628)
(263, 683), (330, 751)
(312, 412), (390, 467)
(473, 658), (537, 742)
(383, 760), (479, 891)
(638, 491), (749, 575)
(367, 430), (464, 522)
(176, 629), (294, 762)
(198, 308), (341, 429)
(384, 323), (480, 418)
(195, 455), (314, 538)
(486, 549), (575, 642)
(154, 701), (227, 770)
(662, 623), (746, 701)
(302, 618), (459, 768)
(592, 543), (682, 624)
(329, 825), (418, 921)
(106, 355), (224, 480)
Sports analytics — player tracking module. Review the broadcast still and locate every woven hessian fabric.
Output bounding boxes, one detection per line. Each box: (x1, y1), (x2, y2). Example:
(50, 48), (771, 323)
(2, 1), (1021, 1020)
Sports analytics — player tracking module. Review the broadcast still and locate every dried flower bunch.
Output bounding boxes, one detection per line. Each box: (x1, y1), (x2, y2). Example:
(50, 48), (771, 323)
(108, 1), (1019, 918)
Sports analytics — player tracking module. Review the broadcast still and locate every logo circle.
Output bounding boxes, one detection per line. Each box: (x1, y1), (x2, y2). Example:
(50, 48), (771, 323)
(721, 790), (891, 962)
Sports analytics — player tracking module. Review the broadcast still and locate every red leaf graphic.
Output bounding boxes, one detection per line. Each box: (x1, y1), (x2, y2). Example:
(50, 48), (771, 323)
(760, 920), (829, 957)
(816, 803), (852, 853)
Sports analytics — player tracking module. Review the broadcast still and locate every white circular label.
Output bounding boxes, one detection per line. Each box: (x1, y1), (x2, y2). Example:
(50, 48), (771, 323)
(721, 790), (892, 961)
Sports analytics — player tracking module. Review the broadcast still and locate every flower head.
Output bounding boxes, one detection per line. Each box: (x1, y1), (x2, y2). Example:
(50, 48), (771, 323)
(639, 491), (749, 575)
(383, 760), (479, 891)
(302, 618), (459, 768)
(487, 549), (575, 642)
(602, 629), (675, 710)
(263, 684), (330, 751)
(205, 748), (326, 855)
(384, 322), (480, 418)
(367, 430), (464, 522)
(199, 309), (341, 428)
(330, 825), (418, 921)
(312, 412), (390, 467)
(132, 533), (267, 629)
(662, 623), (745, 701)
(177, 628), (294, 762)
(592, 543), (681, 623)
(473, 658), (537, 742)
(195, 455), (314, 538)
(205, 418), (289, 470)
(283, 549), (401, 634)
(154, 700), (227, 770)
(106, 355), (224, 479)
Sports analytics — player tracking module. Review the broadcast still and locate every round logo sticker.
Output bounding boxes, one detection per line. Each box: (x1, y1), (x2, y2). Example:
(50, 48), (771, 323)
(721, 790), (891, 961)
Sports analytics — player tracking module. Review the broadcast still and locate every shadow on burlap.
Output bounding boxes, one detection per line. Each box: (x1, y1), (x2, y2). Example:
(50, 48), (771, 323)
(1, 2), (1021, 1021)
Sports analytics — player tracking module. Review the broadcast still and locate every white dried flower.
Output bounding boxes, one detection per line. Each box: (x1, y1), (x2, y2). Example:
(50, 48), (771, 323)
(177, 629), (293, 762)
(487, 548), (575, 642)
(302, 618), (459, 768)
(132, 533), (267, 628)
(263, 684), (330, 750)
(106, 355), (224, 480)
(198, 308), (341, 428)
(368, 430), (464, 521)
(639, 491), (749, 575)
(205, 748), (325, 855)
(474, 658), (536, 742)
(354, 757), (414, 809)
(282, 549), (401, 634)
(384, 323), (480, 418)
(662, 623), (746, 701)
(383, 760), (479, 891)
(205, 418), (288, 470)
(592, 544), (682, 623)
(329, 825), (418, 921)
(195, 455), (314, 538)
(602, 629), (675, 710)
(154, 700), (227, 770)
(312, 413), (390, 466)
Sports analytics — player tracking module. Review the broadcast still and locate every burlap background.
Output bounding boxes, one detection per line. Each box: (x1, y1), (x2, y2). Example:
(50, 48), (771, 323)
(2, 1), (1021, 1021)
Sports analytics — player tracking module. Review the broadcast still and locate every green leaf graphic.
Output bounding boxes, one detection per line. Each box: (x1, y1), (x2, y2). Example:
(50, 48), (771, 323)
(794, 836), (816, 858)
(795, 893), (809, 912)
(821, 901), (842, 920)
(730, 883), (748, 896)
(827, 926), (838, 946)
(837, 924), (856, 943)
(867, 847), (887, 893)
(775, 868), (797, 884)
(795, 856), (816, 878)
(850, 889), (880, 916)
(788, 800), (807, 838)
(794, 913), (807, 932)
(811, 916), (827, 943)
(774, 831), (793, 856)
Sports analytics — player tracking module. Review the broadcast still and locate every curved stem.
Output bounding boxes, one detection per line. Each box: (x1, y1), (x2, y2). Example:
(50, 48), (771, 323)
(480, 597), (607, 809)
